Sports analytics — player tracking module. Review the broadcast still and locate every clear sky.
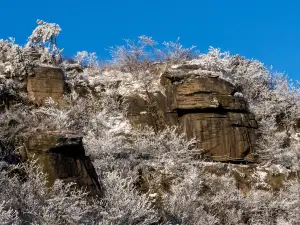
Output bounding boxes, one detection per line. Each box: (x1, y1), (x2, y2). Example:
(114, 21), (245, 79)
(1, 0), (299, 80)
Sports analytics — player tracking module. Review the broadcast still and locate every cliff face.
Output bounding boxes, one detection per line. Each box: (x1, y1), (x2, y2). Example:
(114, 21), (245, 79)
(5, 63), (297, 196)
(13, 65), (258, 191)
(126, 66), (258, 162)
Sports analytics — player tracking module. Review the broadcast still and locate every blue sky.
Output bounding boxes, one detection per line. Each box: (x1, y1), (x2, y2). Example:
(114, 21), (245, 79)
(1, 0), (299, 80)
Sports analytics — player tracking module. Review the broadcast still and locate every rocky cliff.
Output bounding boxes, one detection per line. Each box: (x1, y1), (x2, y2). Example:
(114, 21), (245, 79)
(3, 61), (297, 198)
(2, 64), (259, 191)
(126, 65), (258, 162)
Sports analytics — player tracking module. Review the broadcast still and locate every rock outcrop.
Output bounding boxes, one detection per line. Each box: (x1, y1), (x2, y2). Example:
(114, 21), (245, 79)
(126, 65), (258, 162)
(27, 67), (67, 106)
(20, 65), (258, 192)
(20, 132), (102, 195)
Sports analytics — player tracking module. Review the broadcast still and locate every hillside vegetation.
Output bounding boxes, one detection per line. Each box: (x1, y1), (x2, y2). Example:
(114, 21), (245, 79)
(0, 20), (299, 225)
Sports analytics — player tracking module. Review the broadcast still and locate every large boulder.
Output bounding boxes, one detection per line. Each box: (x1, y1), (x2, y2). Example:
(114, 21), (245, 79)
(20, 132), (102, 195)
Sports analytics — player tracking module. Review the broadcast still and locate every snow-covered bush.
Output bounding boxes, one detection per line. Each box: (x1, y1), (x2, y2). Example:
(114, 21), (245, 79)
(0, 38), (27, 77)
(0, 20), (63, 80)
(26, 19), (63, 65)
(85, 126), (197, 174)
(162, 164), (300, 224)
(0, 162), (101, 224)
(0, 201), (19, 225)
(162, 38), (196, 63)
(109, 35), (197, 72)
(109, 36), (156, 73)
(99, 171), (159, 225)
(75, 51), (99, 69)
(241, 180), (300, 224)
(26, 19), (61, 53)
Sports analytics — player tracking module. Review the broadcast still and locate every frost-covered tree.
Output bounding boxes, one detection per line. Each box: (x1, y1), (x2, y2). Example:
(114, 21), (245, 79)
(0, 38), (27, 77)
(26, 19), (61, 52)
(0, 20), (63, 81)
(0, 162), (102, 224)
(99, 171), (159, 225)
(109, 35), (156, 72)
(24, 19), (63, 65)
(75, 51), (99, 68)
(0, 201), (19, 225)
(109, 35), (196, 72)
(162, 38), (196, 63)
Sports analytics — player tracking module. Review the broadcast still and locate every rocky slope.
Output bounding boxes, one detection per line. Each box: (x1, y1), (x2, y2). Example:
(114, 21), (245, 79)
(9, 63), (297, 195)
(1, 25), (300, 223)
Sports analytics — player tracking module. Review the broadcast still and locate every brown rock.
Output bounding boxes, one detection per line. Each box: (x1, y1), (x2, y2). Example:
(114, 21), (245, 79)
(126, 68), (258, 162)
(125, 92), (177, 131)
(124, 94), (157, 128)
(22, 132), (102, 195)
(179, 112), (257, 161)
(27, 67), (67, 106)
(168, 77), (246, 111)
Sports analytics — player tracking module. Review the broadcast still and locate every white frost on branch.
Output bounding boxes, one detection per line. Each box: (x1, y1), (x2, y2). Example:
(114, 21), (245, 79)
(26, 19), (61, 53)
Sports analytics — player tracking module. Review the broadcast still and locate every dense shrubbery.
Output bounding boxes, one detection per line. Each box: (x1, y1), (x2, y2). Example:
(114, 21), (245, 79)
(0, 20), (300, 224)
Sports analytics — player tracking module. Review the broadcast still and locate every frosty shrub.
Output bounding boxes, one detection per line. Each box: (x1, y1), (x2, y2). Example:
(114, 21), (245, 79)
(109, 36), (156, 73)
(0, 201), (19, 225)
(242, 180), (300, 224)
(26, 19), (61, 53)
(99, 171), (159, 225)
(162, 166), (300, 225)
(162, 38), (196, 63)
(85, 126), (198, 175)
(0, 38), (27, 77)
(109, 35), (197, 73)
(0, 162), (101, 224)
(0, 20), (63, 80)
(75, 51), (99, 69)
(26, 19), (63, 64)
(0, 162), (159, 224)
(163, 167), (244, 225)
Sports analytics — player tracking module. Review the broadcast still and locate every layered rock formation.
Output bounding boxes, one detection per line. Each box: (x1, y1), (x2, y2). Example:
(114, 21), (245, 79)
(19, 132), (102, 195)
(126, 65), (258, 162)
